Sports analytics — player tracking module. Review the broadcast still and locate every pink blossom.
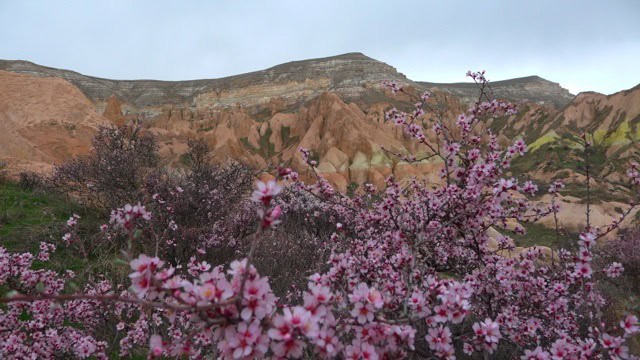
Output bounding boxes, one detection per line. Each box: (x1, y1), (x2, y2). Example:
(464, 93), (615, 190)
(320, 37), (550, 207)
(351, 302), (375, 324)
(549, 339), (571, 360)
(110, 203), (151, 229)
(425, 326), (452, 353)
(578, 231), (596, 249)
(219, 321), (268, 359)
(260, 205), (282, 228)
(66, 214), (81, 227)
(149, 335), (164, 358)
(620, 314), (639, 335)
(472, 318), (501, 352)
(574, 261), (593, 278)
(604, 262), (624, 278)
(521, 346), (550, 360)
(251, 180), (282, 206)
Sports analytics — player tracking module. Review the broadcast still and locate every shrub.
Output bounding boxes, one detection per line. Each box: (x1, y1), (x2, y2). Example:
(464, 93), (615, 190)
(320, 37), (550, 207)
(18, 171), (44, 191)
(138, 160), (255, 265)
(597, 227), (640, 308)
(1, 73), (638, 359)
(50, 122), (159, 210)
(0, 160), (7, 183)
(601, 227), (640, 281)
(182, 138), (211, 174)
(56, 134), (257, 269)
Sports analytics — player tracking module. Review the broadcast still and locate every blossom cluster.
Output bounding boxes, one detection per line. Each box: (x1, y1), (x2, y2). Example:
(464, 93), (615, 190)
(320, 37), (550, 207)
(0, 246), (109, 359)
(122, 252), (420, 359)
(109, 203), (152, 230)
(0, 72), (638, 359)
(252, 180), (283, 228)
(62, 213), (80, 245)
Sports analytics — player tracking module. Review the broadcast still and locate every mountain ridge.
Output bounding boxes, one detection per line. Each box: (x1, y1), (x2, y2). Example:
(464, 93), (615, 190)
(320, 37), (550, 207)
(0, 54), (574, 109)
(420, 75), (575, 108)
(1, 53), (383, 82)
(0, 53), (409, 109)
(1, 54), (638, 202)
(1, 53), (639, 235)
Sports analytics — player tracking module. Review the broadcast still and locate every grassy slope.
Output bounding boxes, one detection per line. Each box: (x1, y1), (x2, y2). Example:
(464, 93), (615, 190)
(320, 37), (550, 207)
(1, 180), (637, 355)
(0, 181), (145, 359)
(0, 181), (105, 273)
(510, 222), (580, 250)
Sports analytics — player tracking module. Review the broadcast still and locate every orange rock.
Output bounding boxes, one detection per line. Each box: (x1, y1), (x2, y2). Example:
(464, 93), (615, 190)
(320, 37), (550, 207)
(368, 168), (386, 190)
(0, 70), (107, 169)
(2, 54), (639, 214)
(258, 172), (276, 183)
(321, 172), (348, 193)
(102, 94), (126, 126)
(393, 162), (421, 183)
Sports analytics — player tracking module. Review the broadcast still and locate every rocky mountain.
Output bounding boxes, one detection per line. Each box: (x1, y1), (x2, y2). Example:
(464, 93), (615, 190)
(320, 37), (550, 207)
(0, 53), (415, 117)
(0, 70), (106, 172)
(420, 76), (575, 108)
(500, 85), (640, 198)
(2, 53), (640, 232)
(0, 53), (638, 201)
(0, 54), (573, 118)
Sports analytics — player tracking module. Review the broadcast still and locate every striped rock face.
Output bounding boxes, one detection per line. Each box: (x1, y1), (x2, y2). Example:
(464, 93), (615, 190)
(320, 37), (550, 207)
(1, 54), (638, 202)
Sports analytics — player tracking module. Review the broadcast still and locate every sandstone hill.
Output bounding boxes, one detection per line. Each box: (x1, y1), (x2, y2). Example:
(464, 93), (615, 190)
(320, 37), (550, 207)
(0, 53), (638, 206)
(0, 70), (106, 172)
(0, 53), (468, 190)
(490, 85), (640, 199)
(420, 75), (575, 108)
(0, 53), (415, 117)
(0, 54), (572, 118)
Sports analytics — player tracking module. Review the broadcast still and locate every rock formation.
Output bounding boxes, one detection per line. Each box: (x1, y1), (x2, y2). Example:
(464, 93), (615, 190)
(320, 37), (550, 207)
(0, 70), (106, 172)
(420, 75), (575, 108)
(0, 53), (638, 200)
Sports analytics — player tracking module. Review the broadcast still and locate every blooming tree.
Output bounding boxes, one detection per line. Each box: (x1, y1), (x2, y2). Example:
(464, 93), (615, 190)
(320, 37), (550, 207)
(1, 72), (639, 359)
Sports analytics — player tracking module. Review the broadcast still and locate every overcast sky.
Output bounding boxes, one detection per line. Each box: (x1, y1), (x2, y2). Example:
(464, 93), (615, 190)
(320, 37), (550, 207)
(1, 1), (639, 94)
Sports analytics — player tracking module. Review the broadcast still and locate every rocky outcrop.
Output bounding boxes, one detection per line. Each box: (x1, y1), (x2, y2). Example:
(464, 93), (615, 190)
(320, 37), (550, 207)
(481, 84), (640, 202)
(0, 53), (414, 116)
(102, 94), (126, 126)
(1, 55), (575, 119)
(0, 70), (107, 171)
(2, 54), (640, 238)
(1, 54), (638, 198)
(420, 76), (575, 108)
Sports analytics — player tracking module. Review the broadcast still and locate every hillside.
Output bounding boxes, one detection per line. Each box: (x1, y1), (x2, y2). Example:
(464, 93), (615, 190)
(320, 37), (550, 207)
(420, 75), (575, 108)
(0, 54), (573, 116)
(0, 53), (638, 203)
(0, 53), (414, 115)
(0, 70), (106, 172)
(487, 86), (640, 200)
(0, 54), (464, 190)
